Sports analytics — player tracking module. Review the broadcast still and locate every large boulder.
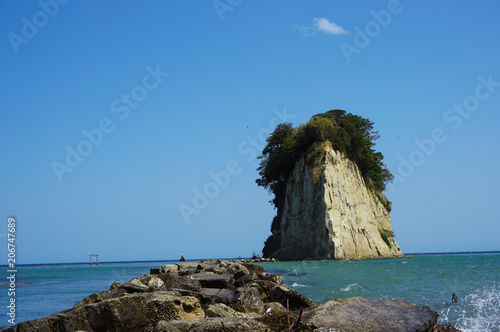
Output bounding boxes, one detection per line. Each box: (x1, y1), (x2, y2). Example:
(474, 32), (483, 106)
(241, 262), (266, 275)
(259, 272), (285, 285)
(188, 273), (235, 290)
(223, 262), (249, 279)
(9, 292), (204, 332)
(263, 302), (288, 316)
(137, 274), (166, 291)
(302, 297), (438, 332)
(267, 285), (316, 311)
(147, 276), (166, 290)
(121, 278), (149, 292)
(234, 272), (259, 287)
(248, 280), (280, 298)
(198, 288), (236, 303)
(176, 262), (201, 276)
(109, 281), (122, 290)
(160, 264), (179, 274)
(73, 288), (128, 308)
(158, 273), (202, 292)
(232, 286), (265, 315)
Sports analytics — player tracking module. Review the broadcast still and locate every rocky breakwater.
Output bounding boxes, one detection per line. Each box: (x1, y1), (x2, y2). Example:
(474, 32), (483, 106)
(5, 260), (455, 332)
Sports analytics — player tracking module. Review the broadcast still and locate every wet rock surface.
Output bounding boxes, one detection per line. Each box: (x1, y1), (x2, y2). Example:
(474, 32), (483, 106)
(302, 297), (439, 332)
(4, 260), (459, 332)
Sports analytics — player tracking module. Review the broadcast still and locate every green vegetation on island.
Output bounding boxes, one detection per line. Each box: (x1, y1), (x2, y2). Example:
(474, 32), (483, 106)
(257, 109), (393, 207)
(378, 228), (396, 249)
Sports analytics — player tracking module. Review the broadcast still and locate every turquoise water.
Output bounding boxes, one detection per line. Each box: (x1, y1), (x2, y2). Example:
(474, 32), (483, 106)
(1, 254), (499, 331)
(0, 261), (174, 329)
(259, 253), (500, 331)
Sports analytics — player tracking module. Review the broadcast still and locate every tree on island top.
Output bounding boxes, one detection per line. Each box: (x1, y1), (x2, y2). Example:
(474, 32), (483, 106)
(257, 110), (394, 256)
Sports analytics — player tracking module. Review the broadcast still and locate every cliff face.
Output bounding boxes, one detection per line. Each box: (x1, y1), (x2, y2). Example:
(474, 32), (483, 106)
(268, 143), (403, 260)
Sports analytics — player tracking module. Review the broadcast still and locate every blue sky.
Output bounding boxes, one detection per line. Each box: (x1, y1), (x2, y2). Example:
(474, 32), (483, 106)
(1, 1), (499, 264)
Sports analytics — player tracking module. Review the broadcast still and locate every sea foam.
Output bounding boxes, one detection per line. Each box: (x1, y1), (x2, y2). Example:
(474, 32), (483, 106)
(442, 284), (500, 332)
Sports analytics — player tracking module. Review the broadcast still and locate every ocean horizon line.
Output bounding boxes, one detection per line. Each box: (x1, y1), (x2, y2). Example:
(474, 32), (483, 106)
(1, 250), (499, 268)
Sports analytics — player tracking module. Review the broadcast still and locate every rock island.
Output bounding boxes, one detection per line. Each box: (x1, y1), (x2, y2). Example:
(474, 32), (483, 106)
(257, 110), (403, 260)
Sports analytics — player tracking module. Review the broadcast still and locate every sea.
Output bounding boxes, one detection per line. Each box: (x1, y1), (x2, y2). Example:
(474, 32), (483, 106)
(1, 253), (499, 331)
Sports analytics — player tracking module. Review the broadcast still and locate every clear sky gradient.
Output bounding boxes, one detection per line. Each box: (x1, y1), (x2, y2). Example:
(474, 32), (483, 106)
(1, 1), (500, 264)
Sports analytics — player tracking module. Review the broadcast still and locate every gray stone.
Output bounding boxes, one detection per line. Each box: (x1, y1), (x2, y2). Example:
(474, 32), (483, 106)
(138, 273), (154, 285)
(241, 262), (266, 275)
(176, 262), (202, 276)
(248, 280), (279, 298)
(121, 279), (149, 292)
(267, 285), (316, 311)
(168, 288), (198, 297)
(159, 273), (202, 292)
(211, 288), (236, 302)
(198, 259), (226, 274)
(189, 273), (234, 290)
(160, 264), (179, 274)
(235, 272), (259, 287)
(260, 272), (284, 285)
(263, 302), (288, 316)
(224, 262), (249, 279)
(147, 275), (166, 290)
(237, 283), (267, 302)
(302, 297), (438, 332)
(198, 288), (236, 303)
(74, 288), (128, 307)
(109, 280), (122, 290)
(233, 286), (265, 315)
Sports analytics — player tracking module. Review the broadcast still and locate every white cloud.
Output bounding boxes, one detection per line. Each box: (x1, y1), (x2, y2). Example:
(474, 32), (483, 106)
(293, 25), (316, 37)
(294, 18), (347, 37)
(313, 18), (348, 35)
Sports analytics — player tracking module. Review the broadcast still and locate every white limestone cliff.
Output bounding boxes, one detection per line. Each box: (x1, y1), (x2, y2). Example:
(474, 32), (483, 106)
(270, 143), (403, 260)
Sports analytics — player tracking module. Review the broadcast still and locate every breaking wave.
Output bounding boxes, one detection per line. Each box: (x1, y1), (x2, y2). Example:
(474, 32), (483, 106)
(440, 284), (500, 332)
(291, 282), (309, 288)
(340, 283), (363, 292)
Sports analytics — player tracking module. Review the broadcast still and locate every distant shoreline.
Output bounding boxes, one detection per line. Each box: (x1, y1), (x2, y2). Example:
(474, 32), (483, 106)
(404, 250), (500, 256)
(1, 250), (499, 268)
